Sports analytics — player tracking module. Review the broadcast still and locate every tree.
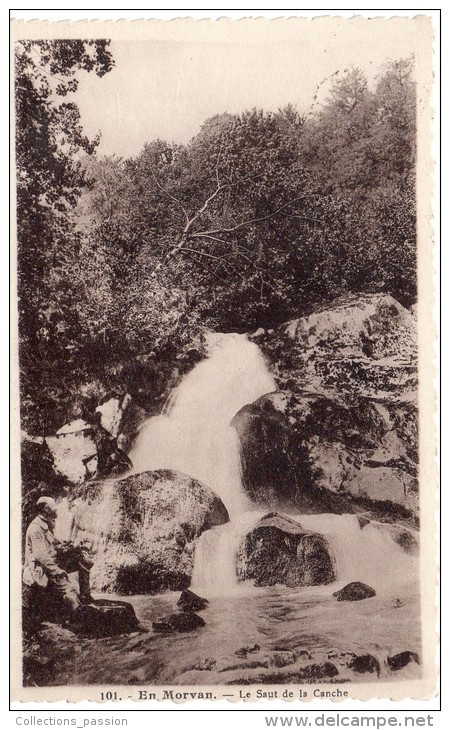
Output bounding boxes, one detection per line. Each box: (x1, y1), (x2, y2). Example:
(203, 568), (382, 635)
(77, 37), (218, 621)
(295, 61), (417, 306)
(125, 110), (321, 329)
(15, 39), (114, 430)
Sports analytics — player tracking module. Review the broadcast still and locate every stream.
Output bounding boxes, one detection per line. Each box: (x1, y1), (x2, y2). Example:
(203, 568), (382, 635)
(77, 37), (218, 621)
(52, 581), (421, 686)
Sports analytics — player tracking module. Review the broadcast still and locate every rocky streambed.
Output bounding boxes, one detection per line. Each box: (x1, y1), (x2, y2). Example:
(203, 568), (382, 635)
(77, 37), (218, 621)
(24, 581), (421, 687)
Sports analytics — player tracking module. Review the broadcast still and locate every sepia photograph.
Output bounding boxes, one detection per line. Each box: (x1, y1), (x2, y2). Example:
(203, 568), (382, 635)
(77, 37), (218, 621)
(10, 15), (437, 703)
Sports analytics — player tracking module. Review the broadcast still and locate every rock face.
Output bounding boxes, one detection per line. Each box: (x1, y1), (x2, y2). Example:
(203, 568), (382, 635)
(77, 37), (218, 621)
(63, 469), (229, 594)
(332, 582), (376, 601)
(234, 294), (418, 522)
(96, 395), (131, 438)
(236, 512), (335, 588)
(46, 421), (98, 485)
(21, 393), (139, 498)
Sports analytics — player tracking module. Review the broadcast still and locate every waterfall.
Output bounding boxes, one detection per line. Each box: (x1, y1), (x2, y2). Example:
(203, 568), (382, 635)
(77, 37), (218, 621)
(191, 511), (264, 593)
(129, 332), (276, 516)
(190, 511), (418, 597)
(291, 513), (418, 593)
(127, 332), (419, 598)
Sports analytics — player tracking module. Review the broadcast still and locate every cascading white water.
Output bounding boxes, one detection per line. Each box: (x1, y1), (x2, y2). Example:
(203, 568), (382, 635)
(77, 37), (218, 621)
(114, 331), (418, 598)
(130, 332), (276, 516)
(191, 511), (263, 593)
(190, 511), (418, 597)
(291, 513), (418, 592)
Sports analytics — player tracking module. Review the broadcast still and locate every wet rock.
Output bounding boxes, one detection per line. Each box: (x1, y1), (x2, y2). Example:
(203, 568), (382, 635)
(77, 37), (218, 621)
(271, 650), (297, 668)
(231, 395), (303, 507)
(387, 651), (420, 671)
(237, 513), (335, 588)
(152, 612), (205, 634)
(297, 662), (339, 681)
(235, 644), (261, 658)
(348, 654), (381, 676)
(333, 581), (376, 601)
(177, 590), (209, 612)
(72, 599), (140, 638)
(327, 649), (356, 664)
(67, 469), (229, 594)
(23, 584), (140, 639)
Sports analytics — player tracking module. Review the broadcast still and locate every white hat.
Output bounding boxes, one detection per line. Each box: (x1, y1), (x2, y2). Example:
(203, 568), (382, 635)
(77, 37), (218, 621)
(36, 496), (58, 514)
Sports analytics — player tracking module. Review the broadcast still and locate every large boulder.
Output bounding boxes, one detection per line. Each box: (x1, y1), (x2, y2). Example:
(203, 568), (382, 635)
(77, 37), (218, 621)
(347, 654), (381, 676)
(233, 392), (417, 518)
(236, 512), (335, 588)
(41, 412), (135, 486)
(63, 469), (229, 594)
(231, 392), (311, 509)
(234, 294), (418, 521)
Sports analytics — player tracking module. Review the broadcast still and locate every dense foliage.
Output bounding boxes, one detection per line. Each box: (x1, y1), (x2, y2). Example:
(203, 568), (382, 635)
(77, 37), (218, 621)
(15, 40), (114, 430)
(15, 43), (416, 432)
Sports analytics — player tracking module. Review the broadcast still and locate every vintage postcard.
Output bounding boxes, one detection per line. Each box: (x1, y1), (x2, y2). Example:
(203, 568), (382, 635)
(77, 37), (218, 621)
(10, 15), (438, 704)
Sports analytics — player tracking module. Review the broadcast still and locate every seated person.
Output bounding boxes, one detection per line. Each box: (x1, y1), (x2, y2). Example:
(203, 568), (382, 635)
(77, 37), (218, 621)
(23, 496), (93, 614)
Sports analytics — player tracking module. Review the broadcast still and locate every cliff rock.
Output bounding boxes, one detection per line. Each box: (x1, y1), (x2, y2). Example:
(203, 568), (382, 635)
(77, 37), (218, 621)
(234, 294), (418, 521)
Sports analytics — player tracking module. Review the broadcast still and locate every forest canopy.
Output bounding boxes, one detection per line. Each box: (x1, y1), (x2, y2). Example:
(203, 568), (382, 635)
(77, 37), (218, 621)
(15, 42), (416, 432)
